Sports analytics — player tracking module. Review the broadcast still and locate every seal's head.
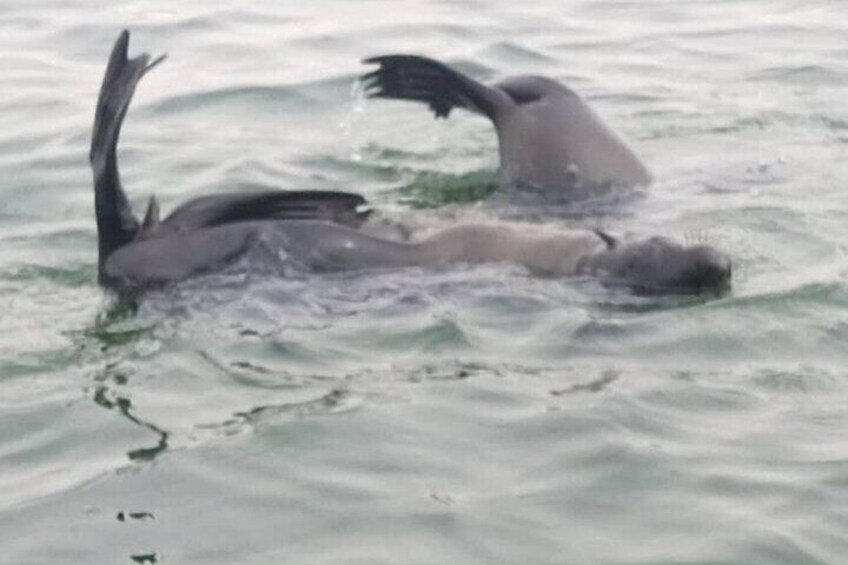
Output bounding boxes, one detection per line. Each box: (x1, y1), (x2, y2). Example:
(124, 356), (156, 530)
(582, 235), (731, 295)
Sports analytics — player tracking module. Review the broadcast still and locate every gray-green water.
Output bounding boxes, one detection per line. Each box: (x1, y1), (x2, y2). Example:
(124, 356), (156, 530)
(2, 1), (848, 563)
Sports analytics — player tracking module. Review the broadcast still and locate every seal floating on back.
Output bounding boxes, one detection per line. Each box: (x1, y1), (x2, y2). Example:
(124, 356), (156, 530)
(362, 54), (652, 196)
(90, 31), (728, 296)
(90, 31), (372, 289)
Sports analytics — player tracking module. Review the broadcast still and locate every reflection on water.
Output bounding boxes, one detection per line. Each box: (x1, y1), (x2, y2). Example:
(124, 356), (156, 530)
(550, 370), (619, 395)
(117, 511), (155, 521)
(93, 383), (170, 462)
(129, 553), (159, 564)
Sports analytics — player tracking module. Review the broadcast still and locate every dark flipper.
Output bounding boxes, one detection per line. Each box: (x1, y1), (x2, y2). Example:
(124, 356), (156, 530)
(361, 55), (512, 121)
(90, 30), (165, 281)
(158, 190), (372, 234)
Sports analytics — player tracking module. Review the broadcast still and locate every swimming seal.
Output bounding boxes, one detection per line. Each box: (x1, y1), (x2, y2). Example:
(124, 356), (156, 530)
(362, 55), (652, 195)
(91, 31), (729, 295)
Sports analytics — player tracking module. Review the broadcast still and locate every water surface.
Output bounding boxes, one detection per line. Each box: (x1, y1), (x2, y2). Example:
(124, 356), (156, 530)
(1, 1), (847, 563)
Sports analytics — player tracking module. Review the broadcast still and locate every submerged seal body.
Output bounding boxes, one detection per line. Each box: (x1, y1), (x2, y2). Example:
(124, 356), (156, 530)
(105, 219), (730, 295)
(91, 31), (728, 296)
(362, 55), (652, 196)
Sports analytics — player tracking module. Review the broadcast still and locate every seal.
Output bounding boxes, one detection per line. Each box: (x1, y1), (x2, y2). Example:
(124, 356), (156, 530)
(92, 31), (729, 296)
(105, 218), (730, 295)
(91, 31), (372, 288)
(362, 55), (652, 195)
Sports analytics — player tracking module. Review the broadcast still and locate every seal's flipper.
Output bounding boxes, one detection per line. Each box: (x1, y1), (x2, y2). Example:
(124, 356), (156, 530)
(159, 190), (372, 234)
(210, 191), (371, 228)
(361, 55), (512, 121)
(90, 30), (165, 279)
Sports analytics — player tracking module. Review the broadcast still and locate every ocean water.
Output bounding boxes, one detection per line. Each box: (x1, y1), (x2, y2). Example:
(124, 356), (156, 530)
(1, 1), (847, 563)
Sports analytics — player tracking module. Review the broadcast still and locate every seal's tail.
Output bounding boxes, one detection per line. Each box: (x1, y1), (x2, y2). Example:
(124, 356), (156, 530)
(361, 54), (510, 121)
(90, 30), (165, 278)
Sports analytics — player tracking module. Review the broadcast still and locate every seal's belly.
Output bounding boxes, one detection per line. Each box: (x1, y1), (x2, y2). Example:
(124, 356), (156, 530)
(270, 221), (421, 272)
(497, 103), (577, 193)
(496, 97), (652, 191)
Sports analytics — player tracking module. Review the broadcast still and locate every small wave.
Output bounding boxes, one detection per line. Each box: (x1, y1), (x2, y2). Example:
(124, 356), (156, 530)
(750, 366), (843, 395)
(2, 263), (95, 287)
(198, 389), (368, 436)
(300, 153), (409, 183)
(235, 388), (361, 423)
(146, 75), (362, 116)
(749, 65), (846, 86)
(478, 41), (557, 66)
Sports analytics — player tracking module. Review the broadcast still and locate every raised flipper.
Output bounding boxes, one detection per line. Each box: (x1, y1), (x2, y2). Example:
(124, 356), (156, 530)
(157, 190), (371, 235)
(361, 55), (513, 121)
(90, 29), (165, 280)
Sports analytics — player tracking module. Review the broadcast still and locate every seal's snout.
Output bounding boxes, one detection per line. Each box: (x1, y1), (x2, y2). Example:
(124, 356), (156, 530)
(685, 245), (731, 291)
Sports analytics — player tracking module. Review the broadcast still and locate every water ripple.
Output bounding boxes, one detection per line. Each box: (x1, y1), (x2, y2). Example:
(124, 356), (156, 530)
(1, 1), (847, 563)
